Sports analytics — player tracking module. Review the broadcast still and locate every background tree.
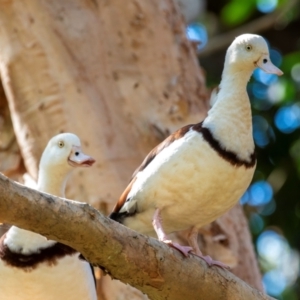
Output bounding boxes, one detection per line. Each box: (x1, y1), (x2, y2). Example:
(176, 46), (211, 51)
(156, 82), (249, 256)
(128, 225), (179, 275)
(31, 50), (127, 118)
(0, 0), (299, 299)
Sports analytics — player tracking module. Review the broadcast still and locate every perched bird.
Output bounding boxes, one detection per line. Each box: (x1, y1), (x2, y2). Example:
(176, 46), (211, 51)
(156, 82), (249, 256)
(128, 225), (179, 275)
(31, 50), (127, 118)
(110, 34), (283, 266)
(0, 133), (97, 300)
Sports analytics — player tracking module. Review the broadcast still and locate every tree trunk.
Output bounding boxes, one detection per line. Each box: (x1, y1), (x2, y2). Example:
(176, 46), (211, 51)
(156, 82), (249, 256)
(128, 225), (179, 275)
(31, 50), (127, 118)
(0, 0), (263, 298)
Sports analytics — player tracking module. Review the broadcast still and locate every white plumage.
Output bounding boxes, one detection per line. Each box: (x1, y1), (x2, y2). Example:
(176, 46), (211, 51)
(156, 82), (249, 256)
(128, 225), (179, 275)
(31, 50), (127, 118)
(119, 129), (253, 233)
(110, 34), (283, 266)
(0, 133), (97, 300)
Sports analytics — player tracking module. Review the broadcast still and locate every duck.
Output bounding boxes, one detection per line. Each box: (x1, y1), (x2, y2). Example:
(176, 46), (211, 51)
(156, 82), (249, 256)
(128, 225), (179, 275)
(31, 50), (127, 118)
(0, 133), (97, 300)
(109, 34), (283, 267)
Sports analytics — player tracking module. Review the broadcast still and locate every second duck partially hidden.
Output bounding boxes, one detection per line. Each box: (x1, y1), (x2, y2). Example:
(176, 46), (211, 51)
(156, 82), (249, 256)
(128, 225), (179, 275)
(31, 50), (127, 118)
(110, 34), (283, 267)
(0, 133), (97, 300)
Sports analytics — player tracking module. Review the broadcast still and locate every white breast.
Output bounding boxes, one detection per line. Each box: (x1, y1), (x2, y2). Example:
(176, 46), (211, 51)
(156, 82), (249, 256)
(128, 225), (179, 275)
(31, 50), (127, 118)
(123, 129), (254, 234)
(0, 253), (96, 300)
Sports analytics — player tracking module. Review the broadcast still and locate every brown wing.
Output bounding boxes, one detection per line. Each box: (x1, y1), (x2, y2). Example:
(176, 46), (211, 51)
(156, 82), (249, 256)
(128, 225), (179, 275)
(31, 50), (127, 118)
(110, 177), (137, 215)
(0, 233), (7, 259)
(110, 124), (194, 216)
(132, 124), (193, 178)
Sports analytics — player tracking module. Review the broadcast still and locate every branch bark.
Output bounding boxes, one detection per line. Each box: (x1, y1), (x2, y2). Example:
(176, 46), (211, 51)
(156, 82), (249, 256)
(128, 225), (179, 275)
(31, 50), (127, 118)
(0, 173), (273, 300)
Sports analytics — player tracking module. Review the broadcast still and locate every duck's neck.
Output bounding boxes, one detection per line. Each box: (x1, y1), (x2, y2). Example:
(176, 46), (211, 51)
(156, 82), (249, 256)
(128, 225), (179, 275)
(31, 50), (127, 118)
(203, 65), (255, 160)
(37, 168), (69, 197)
(5, 169), (69, 253)
(209, 65), (253, 119)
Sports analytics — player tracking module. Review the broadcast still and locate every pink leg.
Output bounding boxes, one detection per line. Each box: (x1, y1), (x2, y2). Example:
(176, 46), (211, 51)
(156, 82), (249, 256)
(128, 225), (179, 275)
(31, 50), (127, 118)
(152, 208), (193, 257)
(187, 226), (229, 269)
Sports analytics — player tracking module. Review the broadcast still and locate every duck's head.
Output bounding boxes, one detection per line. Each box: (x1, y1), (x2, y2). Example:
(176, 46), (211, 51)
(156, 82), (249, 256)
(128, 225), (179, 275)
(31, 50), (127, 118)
(225, 34), (283, 76)
(39, 133), (95, 175)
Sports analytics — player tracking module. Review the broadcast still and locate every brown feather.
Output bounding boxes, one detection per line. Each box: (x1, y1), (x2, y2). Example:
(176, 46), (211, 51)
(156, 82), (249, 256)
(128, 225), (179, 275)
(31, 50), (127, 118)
(111, 177), (137, 214)
(132, 124), (193, 178)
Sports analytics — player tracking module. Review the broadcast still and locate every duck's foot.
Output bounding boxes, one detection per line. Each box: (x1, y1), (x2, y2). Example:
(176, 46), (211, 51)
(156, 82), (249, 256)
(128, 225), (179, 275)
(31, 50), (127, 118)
(187, 226), (230, 269)
(164, 240), (193, 257)
(152, 209), (193, 257)
(193, 253), (230, 269)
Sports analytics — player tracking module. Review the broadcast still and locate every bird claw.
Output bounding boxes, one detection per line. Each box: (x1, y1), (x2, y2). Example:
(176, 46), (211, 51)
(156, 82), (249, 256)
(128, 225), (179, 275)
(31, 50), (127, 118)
(161, 239), (229, 267)
(163, 240), (193, 257)
(194, 254), (230, 269)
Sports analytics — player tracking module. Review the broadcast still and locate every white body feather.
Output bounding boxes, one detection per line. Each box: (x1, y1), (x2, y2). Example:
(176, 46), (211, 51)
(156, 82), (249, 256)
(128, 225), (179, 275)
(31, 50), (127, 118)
(121, 129), (254, 235)
(0, 246), (96, 300)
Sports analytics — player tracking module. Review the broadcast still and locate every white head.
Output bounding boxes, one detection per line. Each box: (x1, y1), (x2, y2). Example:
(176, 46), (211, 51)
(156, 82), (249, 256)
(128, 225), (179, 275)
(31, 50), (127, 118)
(38, 133), (95, 195)
(224, 34), (283, 76)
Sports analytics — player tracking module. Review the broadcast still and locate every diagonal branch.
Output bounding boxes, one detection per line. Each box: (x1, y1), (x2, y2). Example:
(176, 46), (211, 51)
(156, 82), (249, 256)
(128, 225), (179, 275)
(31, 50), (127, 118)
(0, 173), (274, 300)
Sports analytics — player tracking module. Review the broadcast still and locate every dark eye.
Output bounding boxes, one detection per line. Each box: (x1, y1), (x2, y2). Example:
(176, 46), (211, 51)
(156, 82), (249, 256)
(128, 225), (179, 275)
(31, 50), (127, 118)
(75, 152), (79, 156)
(246, 45), (252, 51)
(263, 58), (268, 63)
(58, 141), (64, 148)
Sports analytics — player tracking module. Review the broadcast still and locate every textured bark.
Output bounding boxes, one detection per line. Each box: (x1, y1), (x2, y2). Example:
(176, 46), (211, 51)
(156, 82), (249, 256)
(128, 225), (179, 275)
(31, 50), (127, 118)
(0, 83), (23, 238)
(0, 84), (23, 180)
(0, 0), (263, 298)
(0, 173), (274, 300)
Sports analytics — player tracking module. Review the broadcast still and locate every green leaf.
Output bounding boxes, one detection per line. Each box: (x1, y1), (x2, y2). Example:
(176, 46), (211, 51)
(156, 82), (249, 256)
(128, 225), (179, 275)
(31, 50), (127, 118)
(281, 52), (300, 74)
(221, 0), (256, 27)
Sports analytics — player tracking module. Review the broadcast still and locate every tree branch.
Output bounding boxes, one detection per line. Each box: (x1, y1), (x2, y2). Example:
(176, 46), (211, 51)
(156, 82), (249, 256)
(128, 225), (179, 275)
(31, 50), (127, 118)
(0, 173), (273, 300)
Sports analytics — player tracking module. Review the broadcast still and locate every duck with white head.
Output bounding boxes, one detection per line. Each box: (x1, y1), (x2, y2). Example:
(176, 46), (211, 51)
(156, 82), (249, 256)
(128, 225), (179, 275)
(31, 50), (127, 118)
(109, 34), (283, 268)
(0, 133), (97, 300)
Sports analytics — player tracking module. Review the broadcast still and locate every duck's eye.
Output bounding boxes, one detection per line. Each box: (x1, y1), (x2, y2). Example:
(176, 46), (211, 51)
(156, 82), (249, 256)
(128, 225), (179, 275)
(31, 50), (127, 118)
(246, 45), (252, 51)
(263, 58), (268, 63)
(75, 152), (79, 156)
(58, 141), (64, 148)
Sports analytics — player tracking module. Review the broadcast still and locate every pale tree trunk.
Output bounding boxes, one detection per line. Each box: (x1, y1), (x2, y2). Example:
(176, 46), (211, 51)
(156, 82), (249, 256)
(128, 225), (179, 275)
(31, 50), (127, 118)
(0, 82), (24, 237)
(0, 0), (263, 298)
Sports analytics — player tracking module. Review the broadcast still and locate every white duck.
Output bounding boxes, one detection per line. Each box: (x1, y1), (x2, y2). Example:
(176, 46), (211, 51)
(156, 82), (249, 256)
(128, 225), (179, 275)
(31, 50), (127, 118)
(110, 34), (283, 266)
(0, 133), (97, 300)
